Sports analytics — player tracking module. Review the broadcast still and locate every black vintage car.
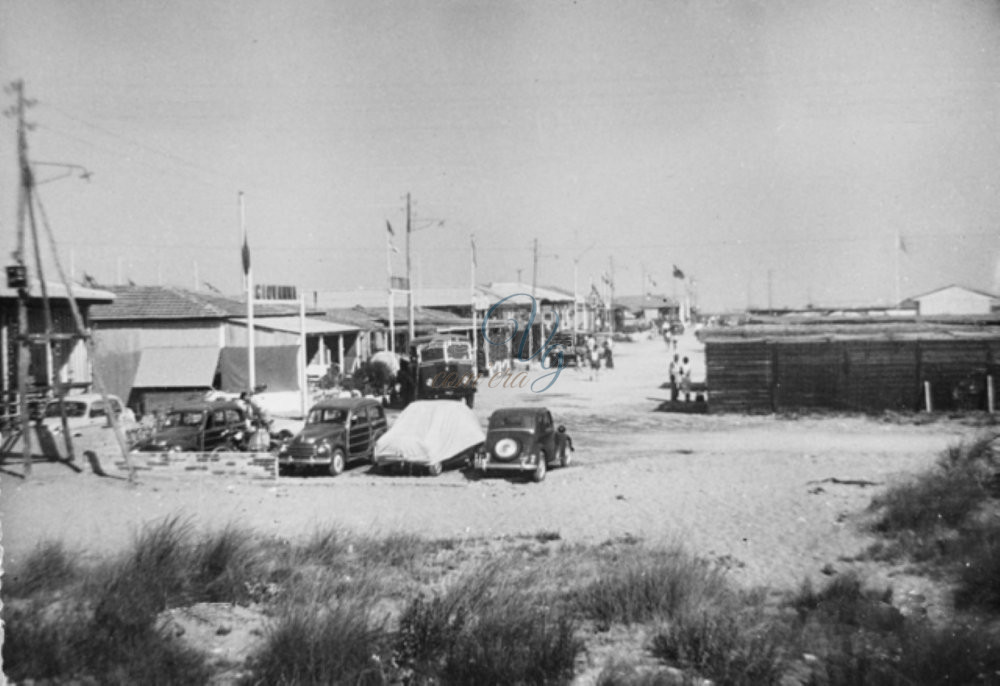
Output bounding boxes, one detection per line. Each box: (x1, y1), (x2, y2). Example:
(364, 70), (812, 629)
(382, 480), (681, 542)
(544, 332), (583, 368)
(278, 397), (387, 476)
(402, 335), (477, 408)
(132, 401), (251, 453)
(472, 407), (572, 482)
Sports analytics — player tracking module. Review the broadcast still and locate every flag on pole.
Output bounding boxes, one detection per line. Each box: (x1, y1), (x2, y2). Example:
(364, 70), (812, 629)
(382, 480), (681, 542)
(471, 235), (477, 267)
(898, 235), (908, 254)
(648, 275), (657, 288)
(387, 221), (399, 253)
(672, 265), (685, 280)
(241, 228), (251, 274)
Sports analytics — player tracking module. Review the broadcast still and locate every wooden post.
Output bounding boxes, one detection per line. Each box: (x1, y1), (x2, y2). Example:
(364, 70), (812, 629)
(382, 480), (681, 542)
(988, 375), (995, 414)
(924, 381), (933, 413)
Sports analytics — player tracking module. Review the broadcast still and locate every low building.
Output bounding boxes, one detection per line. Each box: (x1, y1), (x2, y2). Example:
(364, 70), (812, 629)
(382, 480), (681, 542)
(90, 286), (358, 415)
(703, 315), (1000, 413)
(0, 279), (115, 418)
(902, 285), (1000, 316)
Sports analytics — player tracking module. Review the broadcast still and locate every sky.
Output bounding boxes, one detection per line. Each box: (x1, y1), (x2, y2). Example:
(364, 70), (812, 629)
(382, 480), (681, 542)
(2, 0), (1000, 312)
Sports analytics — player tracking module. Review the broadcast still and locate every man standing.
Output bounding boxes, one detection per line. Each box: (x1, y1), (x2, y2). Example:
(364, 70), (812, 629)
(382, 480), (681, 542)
(679, 356), (692, 402)
(668, 354), (680, 401)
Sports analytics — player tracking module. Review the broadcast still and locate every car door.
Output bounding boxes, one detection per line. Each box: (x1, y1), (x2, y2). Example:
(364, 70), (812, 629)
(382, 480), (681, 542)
(538, 411), (556, 461)
(202, 408), (228, 450)
(369, 406), (387, 442)
(347, 406), (371, 459)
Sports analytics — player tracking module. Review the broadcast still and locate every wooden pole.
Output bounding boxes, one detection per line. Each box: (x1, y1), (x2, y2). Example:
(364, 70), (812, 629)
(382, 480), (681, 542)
(924, 381), (933, 413)
(988, 375), (995, 414)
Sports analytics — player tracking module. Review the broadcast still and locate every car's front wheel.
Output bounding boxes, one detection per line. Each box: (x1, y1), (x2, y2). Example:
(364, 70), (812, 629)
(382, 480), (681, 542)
(328, 448), (346, 477)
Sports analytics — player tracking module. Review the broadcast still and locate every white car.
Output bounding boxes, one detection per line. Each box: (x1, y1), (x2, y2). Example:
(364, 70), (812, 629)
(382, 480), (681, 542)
(40, 393), (136, 435)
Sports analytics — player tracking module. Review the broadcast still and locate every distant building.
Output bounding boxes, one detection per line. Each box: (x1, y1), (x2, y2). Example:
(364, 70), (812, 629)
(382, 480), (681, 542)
(613, 294), (679, 324)
(902, 285), (1000, 316)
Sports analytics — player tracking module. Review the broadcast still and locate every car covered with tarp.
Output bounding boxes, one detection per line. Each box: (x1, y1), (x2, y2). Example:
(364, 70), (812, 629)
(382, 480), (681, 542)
(374, 400), (485, 475)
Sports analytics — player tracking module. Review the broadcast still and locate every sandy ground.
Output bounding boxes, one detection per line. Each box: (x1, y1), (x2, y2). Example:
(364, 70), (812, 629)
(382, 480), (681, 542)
(0, 333), (984, 591)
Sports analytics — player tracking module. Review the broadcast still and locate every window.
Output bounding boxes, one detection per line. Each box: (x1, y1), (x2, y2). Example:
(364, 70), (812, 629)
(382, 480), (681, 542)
(224, 409), (243, 426)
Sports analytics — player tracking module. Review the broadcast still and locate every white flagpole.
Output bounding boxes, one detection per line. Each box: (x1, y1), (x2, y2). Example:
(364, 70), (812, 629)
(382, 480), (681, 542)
(240, 192), (256, 393)
(299, 292), (307, 417)
(471, 234), (477, 370)
(387, 222), (396, 354)
(894, 225), (901, 307)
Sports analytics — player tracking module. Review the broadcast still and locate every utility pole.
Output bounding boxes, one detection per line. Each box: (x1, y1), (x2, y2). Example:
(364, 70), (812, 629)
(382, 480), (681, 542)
(767, 269), (774, 312)
(10, 79), (34, 476)
(406, 193), (414, 342)
(530, 238), (538, 356)
(609, 256), (616, 333)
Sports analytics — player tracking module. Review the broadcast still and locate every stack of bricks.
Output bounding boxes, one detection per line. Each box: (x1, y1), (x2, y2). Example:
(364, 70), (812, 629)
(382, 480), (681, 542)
(113, 451), (277, 480)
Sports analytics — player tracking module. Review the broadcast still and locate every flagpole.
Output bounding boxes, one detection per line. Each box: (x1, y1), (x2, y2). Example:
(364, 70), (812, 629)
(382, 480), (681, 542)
(240, 191), (256, 393)
(894, 225), (901, 307)
(470, 234), (477, 371)
(386, 221), (396, 354)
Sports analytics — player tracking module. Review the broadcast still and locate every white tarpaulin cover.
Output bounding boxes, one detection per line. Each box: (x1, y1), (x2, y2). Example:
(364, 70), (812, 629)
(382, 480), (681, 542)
(375, 400), (485, 467)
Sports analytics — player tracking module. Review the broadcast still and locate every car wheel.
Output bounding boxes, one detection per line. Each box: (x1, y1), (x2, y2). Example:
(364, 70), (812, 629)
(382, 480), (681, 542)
(211, 444), (230, 454)
(428, 462), (443, 477)
(328, 448), (346, 477)
(532, 453), (547, 483)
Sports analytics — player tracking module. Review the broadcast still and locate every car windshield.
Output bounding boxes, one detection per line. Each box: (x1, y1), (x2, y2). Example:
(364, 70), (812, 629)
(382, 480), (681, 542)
(164, 410), (205, 428)
(489, 413), (535, 430)
(44, 401), (88, 418)
(308, 408), (348, 424)
(421, 345), (446, 362)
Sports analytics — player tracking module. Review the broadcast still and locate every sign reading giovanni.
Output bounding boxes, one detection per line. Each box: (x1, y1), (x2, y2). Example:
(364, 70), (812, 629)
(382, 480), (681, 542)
(481, 293), (566, 392)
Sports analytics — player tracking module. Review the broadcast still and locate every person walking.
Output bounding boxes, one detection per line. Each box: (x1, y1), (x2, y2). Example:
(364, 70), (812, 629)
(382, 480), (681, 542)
(586, 335), (600, 381)
(680, 356), (692, 402)
(668, 354), (680, 401)
(603, 339), (614, 370)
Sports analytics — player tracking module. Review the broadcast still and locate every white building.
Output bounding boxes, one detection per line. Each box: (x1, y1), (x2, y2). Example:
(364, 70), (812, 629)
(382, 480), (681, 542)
(904, 285), (1000, 316)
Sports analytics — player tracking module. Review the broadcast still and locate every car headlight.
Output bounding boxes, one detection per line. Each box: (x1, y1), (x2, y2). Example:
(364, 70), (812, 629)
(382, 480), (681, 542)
(425, 378), (434, 387)
(494, 438), (518, 459)
(169, 445), (182, 453)
(316, 442), (331, 456)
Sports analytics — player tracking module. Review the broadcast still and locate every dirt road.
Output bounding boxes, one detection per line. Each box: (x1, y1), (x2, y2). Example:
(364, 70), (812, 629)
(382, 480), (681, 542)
(0, 335), (981, 589)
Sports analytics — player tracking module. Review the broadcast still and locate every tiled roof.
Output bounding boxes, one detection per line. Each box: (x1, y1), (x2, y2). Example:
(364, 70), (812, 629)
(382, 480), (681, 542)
(0, 279), (115, 303)
(90, 286), (298, 322)
(614, 294), (677, 311)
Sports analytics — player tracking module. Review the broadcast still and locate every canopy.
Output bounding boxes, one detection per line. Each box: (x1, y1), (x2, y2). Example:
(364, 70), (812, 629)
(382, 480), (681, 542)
(132, 346), (219, 388)
(219, 345), (300, 393)
(375, 400), (485, 467)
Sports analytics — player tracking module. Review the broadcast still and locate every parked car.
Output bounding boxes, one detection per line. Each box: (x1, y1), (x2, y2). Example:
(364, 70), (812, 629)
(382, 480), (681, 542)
(41, 393), (136, 435)
(278, 397), (387, 476)
(473, 407), (572, 482)
(374, 400), (485, 476)
(401, 335), (477, 408)
(132, 400), (250, 453)
(544, 332), (583, 368)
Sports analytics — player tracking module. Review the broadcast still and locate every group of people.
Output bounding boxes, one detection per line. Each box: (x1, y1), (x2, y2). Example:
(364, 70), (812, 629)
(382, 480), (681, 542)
(584, 335), (614, 381)
(668, 354), (693, 402)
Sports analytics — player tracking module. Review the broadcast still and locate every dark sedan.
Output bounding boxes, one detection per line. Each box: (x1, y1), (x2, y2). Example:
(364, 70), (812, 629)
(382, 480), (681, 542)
(132, 401), (250, 453)
(472, 407), (572, 482)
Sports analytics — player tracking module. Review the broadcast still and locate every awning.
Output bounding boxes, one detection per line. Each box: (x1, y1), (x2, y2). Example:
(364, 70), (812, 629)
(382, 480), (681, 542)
(132, 346), (219, 388)
(219, 345), (300, 393)
(231, 316), (358, 335)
